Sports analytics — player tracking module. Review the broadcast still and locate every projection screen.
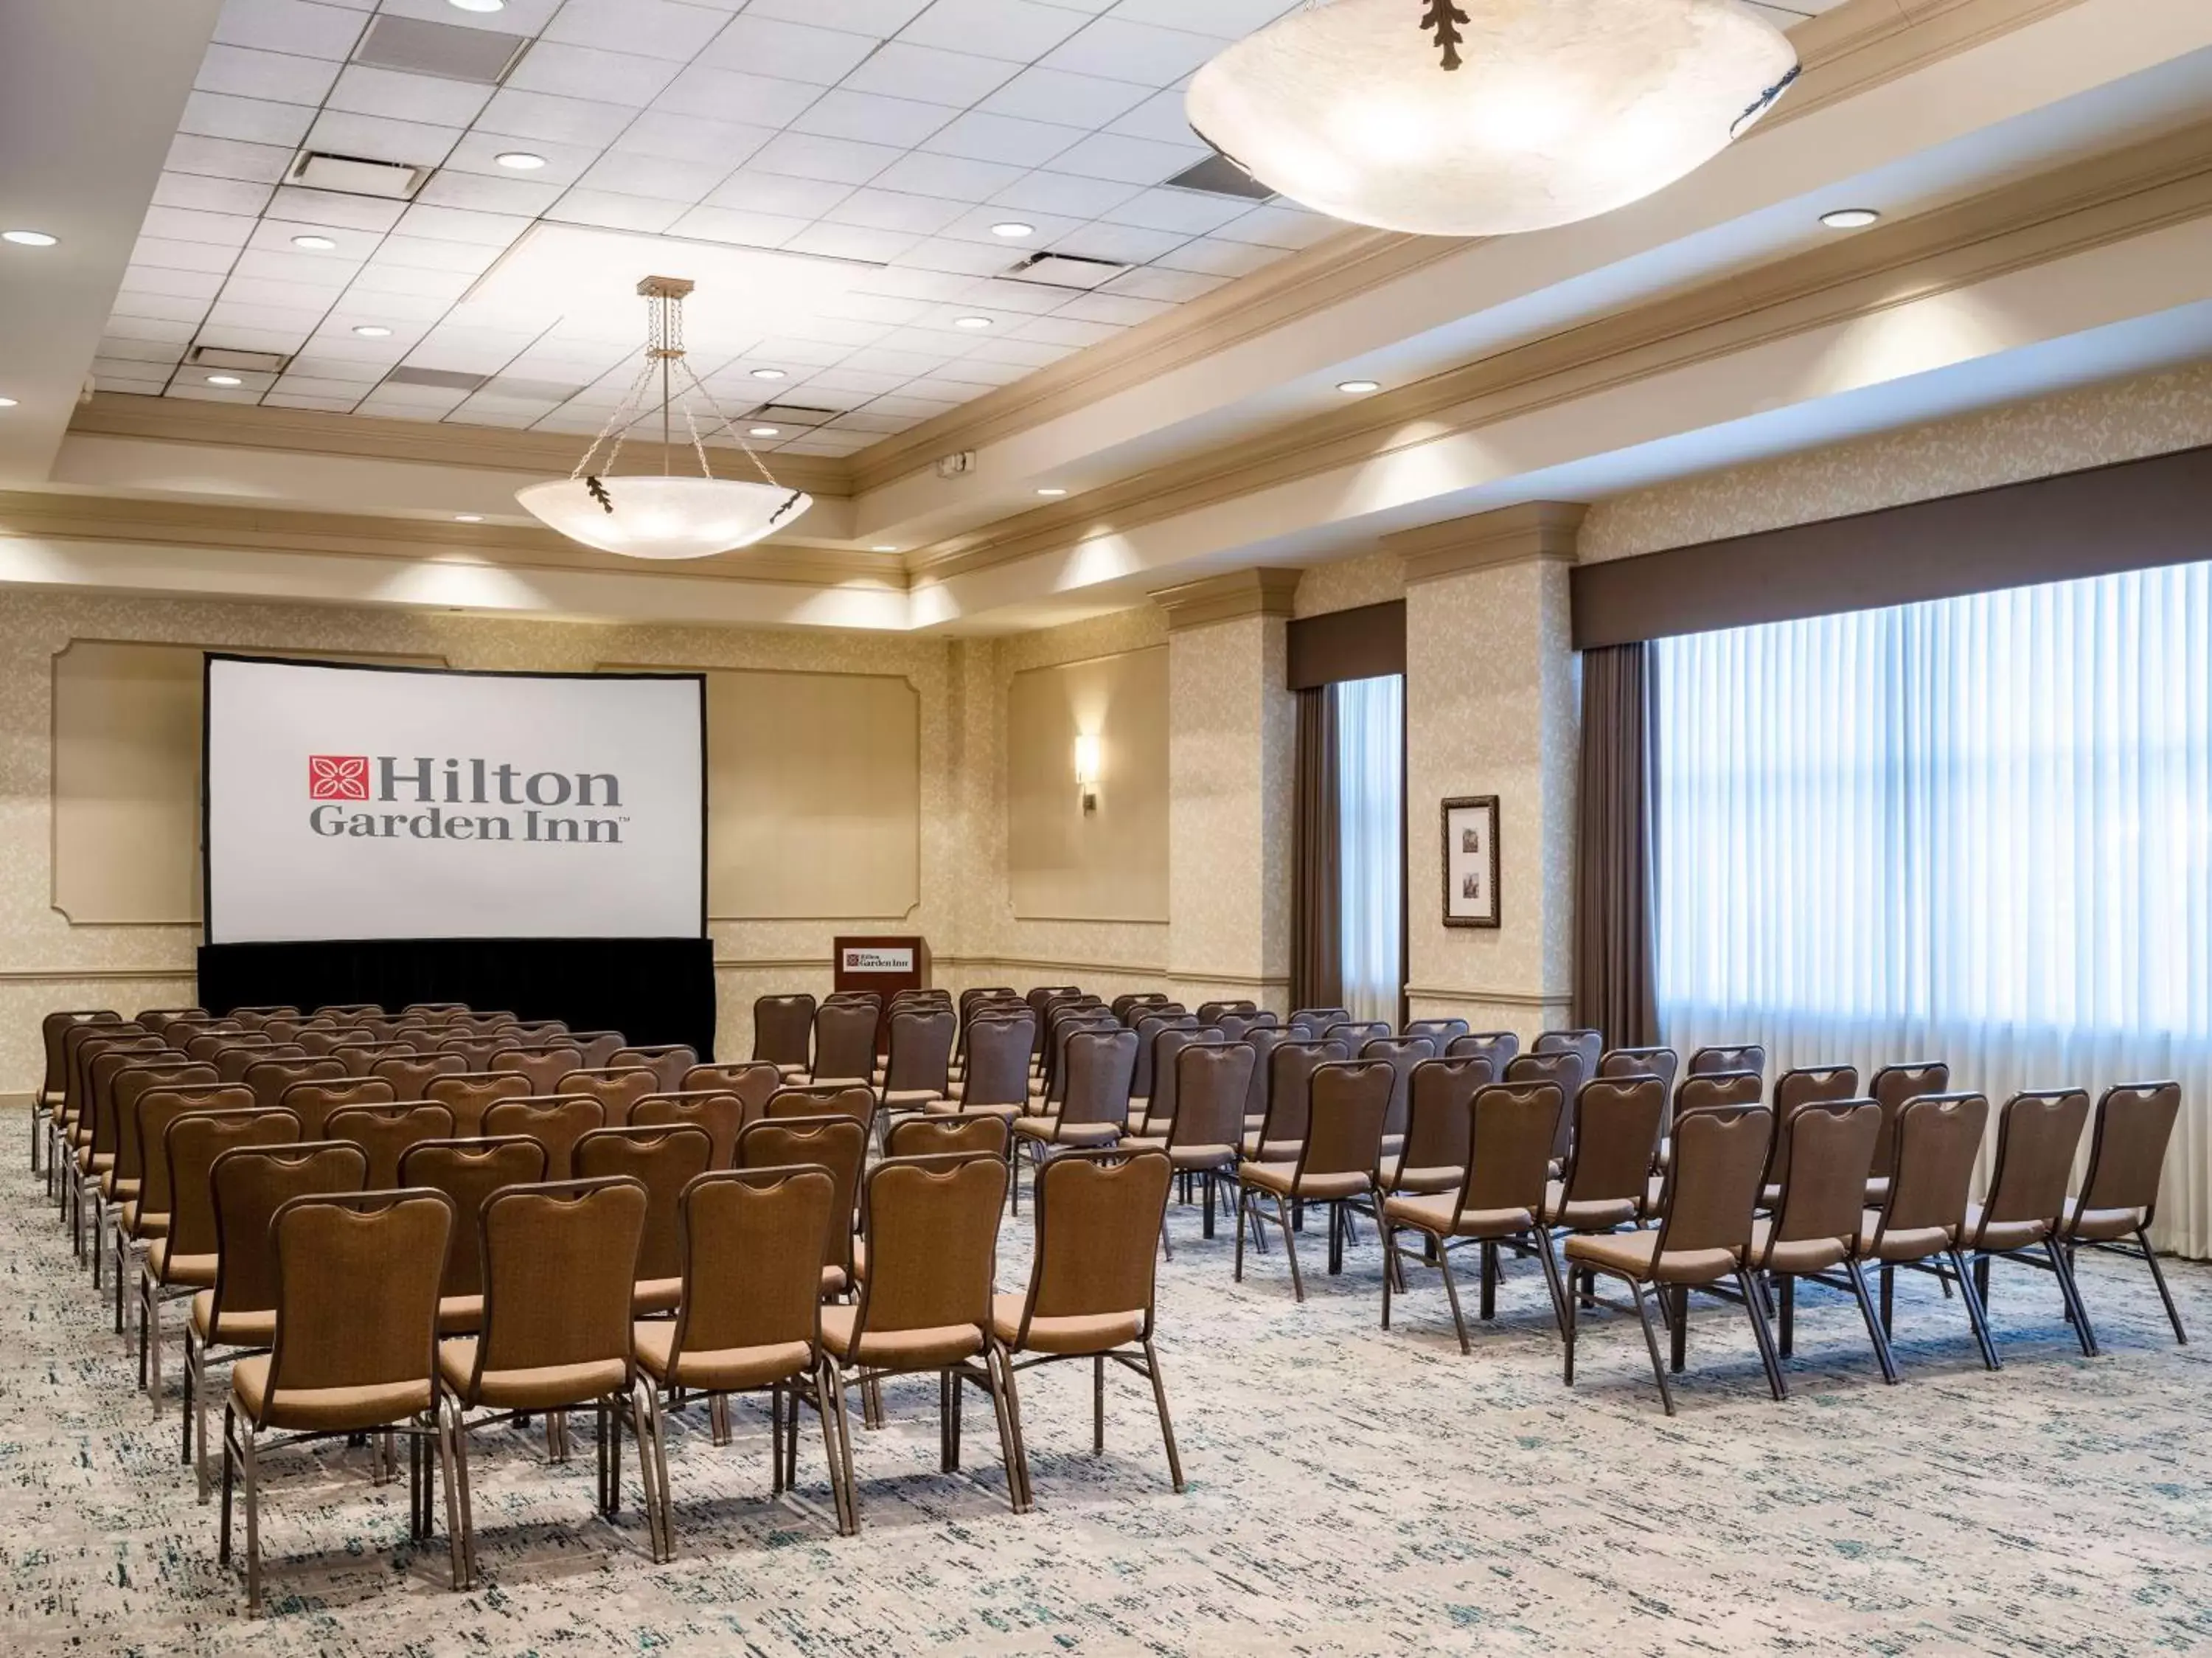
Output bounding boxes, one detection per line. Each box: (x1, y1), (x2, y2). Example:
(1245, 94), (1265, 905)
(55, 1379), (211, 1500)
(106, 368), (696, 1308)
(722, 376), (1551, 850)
(204, 655), (706, 945)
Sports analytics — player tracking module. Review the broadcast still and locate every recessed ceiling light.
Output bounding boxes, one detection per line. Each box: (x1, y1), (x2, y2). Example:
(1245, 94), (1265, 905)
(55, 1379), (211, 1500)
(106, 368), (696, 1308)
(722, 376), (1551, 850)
(0, 397), (16, 409)
(748, 426), (779, 437)
(953, 316), (992, 330)
(871, 544), (898, 552)
(1337, 378), (1380, 394)
(205, 374), (243, 386)
(453, 513), (484, 522)
(448, 0), (504, 11)
(2, 229), (59, 247)
(291, 234), (338, 251)
(495, 151), (546, 171)
(748, 367), (786, 381)
(1036, 487), (1067, 497)
(352, 324), (393, 338)
(990, 221), (1035, 239)
(1820, 207), (1880, 229)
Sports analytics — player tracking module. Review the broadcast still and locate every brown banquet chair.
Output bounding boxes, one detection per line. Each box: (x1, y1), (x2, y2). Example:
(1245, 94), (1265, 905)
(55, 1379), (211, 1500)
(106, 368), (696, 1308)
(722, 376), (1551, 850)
(480, 1095), (604, 1180)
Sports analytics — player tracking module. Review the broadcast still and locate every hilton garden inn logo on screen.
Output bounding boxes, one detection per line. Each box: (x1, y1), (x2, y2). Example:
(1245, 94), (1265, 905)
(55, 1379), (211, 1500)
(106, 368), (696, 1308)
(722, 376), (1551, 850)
(307, 755), (627, 844)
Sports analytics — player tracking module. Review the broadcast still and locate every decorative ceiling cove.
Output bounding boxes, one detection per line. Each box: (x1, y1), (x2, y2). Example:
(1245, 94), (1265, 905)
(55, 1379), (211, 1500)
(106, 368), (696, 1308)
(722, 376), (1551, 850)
(96, 0), (1840, 463)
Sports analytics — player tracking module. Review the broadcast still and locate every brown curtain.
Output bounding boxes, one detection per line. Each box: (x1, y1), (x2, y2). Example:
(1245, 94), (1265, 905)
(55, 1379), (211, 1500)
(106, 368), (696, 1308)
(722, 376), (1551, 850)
(1573, 643), (1659, 1047)
(1290, 684), (1342, 1012)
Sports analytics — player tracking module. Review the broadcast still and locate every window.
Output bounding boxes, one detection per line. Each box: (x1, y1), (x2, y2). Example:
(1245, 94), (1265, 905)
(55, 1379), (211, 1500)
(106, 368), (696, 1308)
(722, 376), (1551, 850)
(1337, 673), (1405, 1024)
(1654, 561), (2210, 1254)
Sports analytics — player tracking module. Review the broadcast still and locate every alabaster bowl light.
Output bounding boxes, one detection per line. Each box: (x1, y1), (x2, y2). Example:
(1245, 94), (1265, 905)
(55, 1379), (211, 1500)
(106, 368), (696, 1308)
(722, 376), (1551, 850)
(1186, 0), (1798, 238)
(515, 475), (810, 561)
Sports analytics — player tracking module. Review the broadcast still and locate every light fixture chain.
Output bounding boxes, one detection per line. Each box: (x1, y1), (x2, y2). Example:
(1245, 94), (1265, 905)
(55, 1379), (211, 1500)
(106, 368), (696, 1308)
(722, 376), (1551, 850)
(672, 355), (781, 488)
(570, 353), (658, 482)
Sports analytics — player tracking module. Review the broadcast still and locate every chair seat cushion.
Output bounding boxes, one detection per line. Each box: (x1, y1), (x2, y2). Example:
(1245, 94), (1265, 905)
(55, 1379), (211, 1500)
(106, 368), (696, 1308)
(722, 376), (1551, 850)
(849, 1239), (867, 1283)
(1013, 1116), (1119, 1147)
(1239, 1137), (1303, 1162)
(819, 1304), (981, 1369)
(1242, 1162), (1368, 1201)
(1564, 1229), (1739, 1285)
(1750, 1218), (1848, 1275)
(191, 1291), (274, 1348)
(232, 1354), (432, 1434)
(633, 1275), (682, 1316)
(1864, 1175), (1891, 1206)
(437, 1339), (629, 1409)
(990, 1293), (1143, 1355)
(1382, 1192), (1530, 1238)
(1964, 1203), (2048, 1252)
(1127, 1134), (1237, 1170)
(1542, 1179), (1638, 1231)
(145, 1241), (217, 1287)
(633, 1322), (812, 1391)
(822, 1263), (849, 1296)
(1383, 1162), (1462, 1196)
(927, 1100), (1023, 1121)
(883, 1089), (945, 1109)
(1855, 1210), (1953, 1262)
(2060, 1199), (2141, 1242)
(437, 1294), (484, 1336)
(119, 1201), (167, 1239)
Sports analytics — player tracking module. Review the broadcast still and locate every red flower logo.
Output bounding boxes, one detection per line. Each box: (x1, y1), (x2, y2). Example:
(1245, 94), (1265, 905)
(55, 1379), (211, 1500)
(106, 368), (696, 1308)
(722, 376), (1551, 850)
(309, 755), (369, 800)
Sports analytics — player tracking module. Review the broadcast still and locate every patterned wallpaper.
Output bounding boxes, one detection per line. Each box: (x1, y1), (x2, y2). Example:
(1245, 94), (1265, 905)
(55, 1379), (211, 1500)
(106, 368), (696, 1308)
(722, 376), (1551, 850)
(1580, 361), (2212, 562)
(1292, 548), (1406, 618)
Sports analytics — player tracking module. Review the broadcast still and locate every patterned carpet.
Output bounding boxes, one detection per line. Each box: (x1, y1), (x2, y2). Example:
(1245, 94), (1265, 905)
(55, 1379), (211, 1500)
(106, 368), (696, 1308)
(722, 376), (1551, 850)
(4, 1141), (2209, 1656)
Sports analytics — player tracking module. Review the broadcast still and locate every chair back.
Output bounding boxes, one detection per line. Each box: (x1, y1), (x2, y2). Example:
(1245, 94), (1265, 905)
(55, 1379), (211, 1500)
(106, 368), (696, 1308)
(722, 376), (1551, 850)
(554, 1066), (658, 1127)
(1559, 1077), (1666, 1210)
(246, 1057), (346, 1116)
(850, 1154), (1006, 1339)
(324, 1102), (455, 1188)
(1599, 1045), (1680, 1102)
(132, 1085), (254, 1218)
(159, 1109), (300, 1263)
(1169, 1041), (1253, 1156)
(1688, 1044), (1767, 1079)
(1198, 999), (1258, 1024)
(251, 1190), (451, 1426)
(1395, 1055), (1492, 1177)
(669, 1166), (835, 1366)
(1504, 1050), (1588, 1156)
(1143, 1027), (1222, 1133)
(959, 1013), (1036, 1109)
(1236, 1025), (1294, 1126)
(479, 1095), (605, 1179)
(753, 994), (816, 1070)
(467, 1178), (647, 1392)
(335, 1041), (414, 1078)
(1359, 1034), (1436, 1138)
(1129, 1011), (1195, 1101)
(425, 1070), (532, 1135)
(1652, 1106), (1771, 1258)
(214, 1039), (290, 1081)
(207, 1141), (370, 1338)
(574, 1124), (715, 1288)
(1879, 1094), (1989, 1241)
(112, 1062), (220, 1183)
(1763, 1100), (1879, 1256)
(397, 1136), (548, 1305)
(810, 1002), (879, 1085)
(1287, 1007), (1351, 1038)
(1403, 1017), (1470, 1046)
(886, 1114), (1010, 1159)
(42, 1010), (121, 1096)
(738, 1115), (869, 1281)
(1447, 1030), (1520, 1067)
(1769, 1065), (1862, 1187)
(1212, 1011), (1279, 1043)
(490, 1045), (588, 1095)
(1011, 1148), (1172, 1344)
(1293, 1061), (1392, 1182)
(1057, 1028), (1138, 1131)
(883, 1007), (956, 1097)
(1454, 1081), (1562, 1227)
(1259, 1038), (1351, 1148)
(1868, 1061), (1951, 1174)
(680, 1062), (782, 1117)
(1966, 1089), (2087, 1246)
(372, 1052), (467, 1097)
(608, 1045), (698, 1093)
(2073, 1081), (2181, 1221)
(1534, 1029), (1603, 1074)
(279, 1075), (397, 1139)
(1674, 1070), (1764, 1123)
(765, 1083), (874, 1124)
(630, 1092), (746, 1168)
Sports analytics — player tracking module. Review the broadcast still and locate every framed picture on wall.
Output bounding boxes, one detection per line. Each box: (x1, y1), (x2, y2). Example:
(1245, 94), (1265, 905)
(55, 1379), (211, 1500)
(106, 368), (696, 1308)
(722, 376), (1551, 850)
(1441, 796), (1500, 929)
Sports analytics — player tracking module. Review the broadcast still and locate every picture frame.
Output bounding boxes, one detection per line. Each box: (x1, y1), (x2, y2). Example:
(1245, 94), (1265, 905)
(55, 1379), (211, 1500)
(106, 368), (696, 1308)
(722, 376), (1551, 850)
(1440, 795), (1500, 929)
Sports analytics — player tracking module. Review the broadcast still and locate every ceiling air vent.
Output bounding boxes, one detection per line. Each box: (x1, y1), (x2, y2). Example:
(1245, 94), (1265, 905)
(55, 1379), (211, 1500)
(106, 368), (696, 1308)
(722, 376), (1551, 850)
(288, 150), (429, 201)
(482, 377), (588, 403)
(1003, 252), (1130, 291)
(354, 15), (530, 84)
(1164, 153), (1276, 201)
(189, 344), (289, 375)
(385, 366), (489, 392)
(744, 403), (840, 428)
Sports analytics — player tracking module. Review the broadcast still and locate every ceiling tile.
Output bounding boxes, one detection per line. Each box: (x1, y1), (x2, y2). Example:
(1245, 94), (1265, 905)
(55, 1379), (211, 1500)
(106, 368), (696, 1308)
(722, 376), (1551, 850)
(373, 0), (560, 32)
(1102, 86), (1204, 145)
(105, 311), (204, 342)
(248, 215), (380, 258)
(655, 65), (824, 127)
(215, 0), (372, 58)
(782, 221), (924, 263)
(1048, 220), (1186, 263)
(851, 264), (985, 302)
(1050, 289), (1171, 325)
(505, 42), (682, 107)
(1096, 184), (1248, 235)
(975, 66), (1151, 129)
(742, 0), (932, 32)
(824, 188), (970, 236)
(860, 393), (960, 418)
(697, 15), (883, 82)
(349, 262), (478, 299)
(414, 170), (565, 215)
(195, 41), (343, 105)
(274, 374), (376, 399)
(791, 89), (958, 149)
(893, 236), (1018, 277)
(1214, 202), (1340, 249)
(120, 263), (230, 299)
(265, 392), (365, 410)
(1009, 313), (1123, 347)
(952, 335), (1071, 368)
(268, 185), (408, 231)
(203, 299), (330, 335)
(573, 150), (728, 204)
(705, 169), (855, 217)
(394, 203), (533, 246)
(799, 367), (911, 395)
(221, 274), (347, 310)
(1152, 233), (1283, 277)
(954, 276), (1073, 314)
(178, 89), (316, 148)
(232, 245), (366, 285)
(357, 384), (472, 412)
(98, 336), (189, 365)
(765, 317), (893, 348)
(610, 111), (775, 169)
(539, 0), (732, 60)
(824, 409), (914, 434)
(985, 170), (1142, 219)
(872, 324), (985, 357)
(304, 108), (464, 167)
(668, 205), (807, 249)
(326, 63), (495, 128)
(835, 345), (954, 376)
(1043, 17), (1221, 86)
(869, 151), (1023, 202)
(921, 111), (1079, 169)
(546, 190), (687, 234)
(1104, 263), (1227, 302)
(475, 87), (640, 148)
(896, 0), (1089, 64)
(372, 233), (502, 274)
(886, 372), (995, 400)
(1110, 0), (1295, 35)
(170, 379), (277, 403)
(139, 205), (260, 248)
(164, 133), (296, 184)
(288, 350), (403, 380)
(321, 288), (452, 323)
(198, 323), (316, 353)
(841, 42), (1018, 108)
(111, 289), (218, 322)
(748, 131), (905, 186)
(1044, 130), (1200, 185)
(150, 170), (276, 217)
(128, 235), (240, 274)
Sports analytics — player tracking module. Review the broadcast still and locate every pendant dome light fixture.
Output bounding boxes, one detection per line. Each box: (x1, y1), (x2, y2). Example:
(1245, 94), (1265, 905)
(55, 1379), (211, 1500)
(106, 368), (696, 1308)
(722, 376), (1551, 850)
(1185, 0), (1798, 239)
(515, 276), (812, 561)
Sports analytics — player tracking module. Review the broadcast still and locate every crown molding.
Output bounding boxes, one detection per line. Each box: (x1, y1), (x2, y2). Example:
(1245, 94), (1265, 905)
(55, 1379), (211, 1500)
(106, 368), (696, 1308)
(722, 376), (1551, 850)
(1151, 566), (1303, 631)
(1391, 503), (1587, 583)
(902, 114), (2212, 595)
(66, 395), (853, 501)
(0, 489), (905, 591)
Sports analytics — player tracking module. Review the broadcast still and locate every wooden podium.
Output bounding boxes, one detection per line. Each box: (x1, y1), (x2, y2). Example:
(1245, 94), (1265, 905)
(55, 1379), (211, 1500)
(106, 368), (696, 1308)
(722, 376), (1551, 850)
(832, 934), (929, 1055)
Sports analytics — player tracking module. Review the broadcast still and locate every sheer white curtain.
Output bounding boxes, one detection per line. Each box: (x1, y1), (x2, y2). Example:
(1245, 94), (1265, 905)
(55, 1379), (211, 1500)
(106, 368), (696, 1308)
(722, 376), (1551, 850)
(1655, 561), (2211, 1257)
(1337, 674), (1405, 1026)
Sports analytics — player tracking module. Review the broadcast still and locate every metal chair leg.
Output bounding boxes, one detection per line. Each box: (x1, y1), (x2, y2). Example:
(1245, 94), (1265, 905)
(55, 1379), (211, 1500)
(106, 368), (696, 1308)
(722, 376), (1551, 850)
(2136, 1229), (2190, 1345)
(1845, 1259), (1901, 1383)
(1141, 1339), (1185, 1494)
(2045, 1240), (2099, 1357)
(1436, 1244), (1471, 1354)
(1736, 1268), (1789, 1401)
(1630, 1280), (1675, 1416)
(1948, 1246), (2002, 1371)
(983, 1348), (1026, 1516)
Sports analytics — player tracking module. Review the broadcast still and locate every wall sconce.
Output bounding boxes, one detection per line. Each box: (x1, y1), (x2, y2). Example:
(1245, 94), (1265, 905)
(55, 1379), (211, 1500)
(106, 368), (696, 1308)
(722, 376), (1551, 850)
(1073, 732), (1101, 814)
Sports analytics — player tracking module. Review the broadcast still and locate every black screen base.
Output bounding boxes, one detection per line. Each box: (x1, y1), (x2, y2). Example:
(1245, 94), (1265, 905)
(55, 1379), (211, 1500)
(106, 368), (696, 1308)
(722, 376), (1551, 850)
(195, 937), (715, 1058)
